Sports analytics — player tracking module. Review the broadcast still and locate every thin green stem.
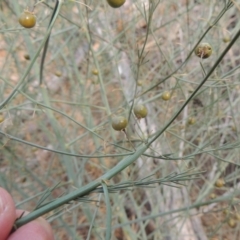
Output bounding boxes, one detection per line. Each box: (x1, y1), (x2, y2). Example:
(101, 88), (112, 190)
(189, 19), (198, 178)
(13, 142), (148, 230)
(102, 181), (112, 240)
(0, 1), (63, 110)
(138, 2), (233, 97)
(0, 130), (133, 158)
(148, 25), (240, 146)
(112, 189), (240, 230)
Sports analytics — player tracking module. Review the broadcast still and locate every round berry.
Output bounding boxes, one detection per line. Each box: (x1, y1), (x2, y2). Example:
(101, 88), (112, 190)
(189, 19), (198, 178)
(55, 71), (62, 77)
(188, 117), (196, 125)
(223, 36), (231, 43)
(161, 91), (171, 101)
(235, 213), (240, 221)
(195, 42), (212, 59)
(92, 69), (99, 75)
(210, 193), (216, 199)
(134, 104), (148, 119)
(107, 0), (126, 8)
(228, 219), (237, 228)
(24, 54), (30, 60)
(19, 10), (36, 28)
(223, 209), (229, 215)
(0, 115), (4, 123)
(111, 116), (128, 131)
(215, 178), (225, 188)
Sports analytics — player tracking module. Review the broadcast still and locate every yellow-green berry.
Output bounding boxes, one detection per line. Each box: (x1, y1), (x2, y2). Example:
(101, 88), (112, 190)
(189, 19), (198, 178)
(134, 104), (148, 119)
(162, 91), (171, 101)
(112, 116), (128, 131)
(195, 42), (212, 59)
(107, 0), (126, 8)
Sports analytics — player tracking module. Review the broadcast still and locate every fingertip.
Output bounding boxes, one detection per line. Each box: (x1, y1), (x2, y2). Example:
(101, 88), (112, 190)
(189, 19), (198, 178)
(0, 187), (16, 239)
(8, 211), (54, 240)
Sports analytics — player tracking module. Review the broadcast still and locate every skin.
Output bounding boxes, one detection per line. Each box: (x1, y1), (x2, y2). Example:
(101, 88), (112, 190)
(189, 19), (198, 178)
(0, 188), (54, 240)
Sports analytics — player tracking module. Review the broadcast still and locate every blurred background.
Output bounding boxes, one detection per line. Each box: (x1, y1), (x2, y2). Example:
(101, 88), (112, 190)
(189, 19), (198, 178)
(0, 0), (240, 239)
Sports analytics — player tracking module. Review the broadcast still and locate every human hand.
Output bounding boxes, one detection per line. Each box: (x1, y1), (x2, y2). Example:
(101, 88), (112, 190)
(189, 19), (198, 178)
(0, 187), (54, 240)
